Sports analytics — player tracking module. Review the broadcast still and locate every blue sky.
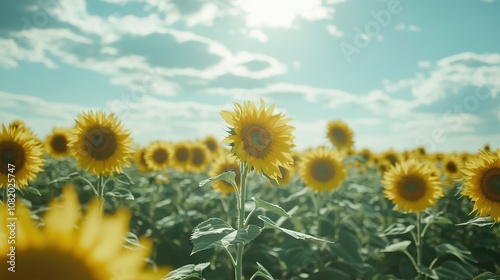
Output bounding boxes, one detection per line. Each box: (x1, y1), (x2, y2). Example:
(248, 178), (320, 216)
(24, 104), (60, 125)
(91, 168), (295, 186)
(1, 0), (499, 153)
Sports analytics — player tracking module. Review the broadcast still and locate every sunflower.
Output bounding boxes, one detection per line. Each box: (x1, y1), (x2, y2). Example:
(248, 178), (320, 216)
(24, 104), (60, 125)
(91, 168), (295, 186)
(326, 120), (354, 151)
(209, 154), (241, 195)
(442, 156), (462, 179)
(359, 148), (371, 162)
(299, 147), (346, 192)
(377, 159), (392, 175)
(483, 144), (490, 153)
(171, 142), (192, 171)
(220, 99), (295, 180)
(383, 159), (443, 213)
(189, 142), (211, 173)
(133, 148), (150, 173)
(277, 165), (294, 186)
(0, 187), (171, 279)
(69, 111), (133, 176)
(381, 150), (400, 166)
(144, 141), (172, 171)
(0, 124), (44, 189)
(44, 128), (72, 158)
(203, 135), (220, 155)
(461, 149), (500, 221)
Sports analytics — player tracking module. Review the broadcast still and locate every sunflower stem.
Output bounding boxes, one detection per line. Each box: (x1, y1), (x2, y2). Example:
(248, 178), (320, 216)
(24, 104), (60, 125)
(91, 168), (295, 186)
(416, 212), (423, 278)
(235, 162), (248, 280)
(315, 191), (322, 237)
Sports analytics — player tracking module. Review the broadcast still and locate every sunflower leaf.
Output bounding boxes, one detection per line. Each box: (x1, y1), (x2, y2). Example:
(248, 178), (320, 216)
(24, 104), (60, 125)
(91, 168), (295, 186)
(164, 263), (210, 280)
(191, 218), (261, 255)
(435, 243), (476, 263)
(198, 171), (236, 188)
(380, 240), (412, 253)
(258, 215), (334, 243)
(380, 223), (415, 236)
(434, 261), (474, 279)
(249, 262), (276, 280)
(252, 197), (291, 218)
(456, 216), (496, 227)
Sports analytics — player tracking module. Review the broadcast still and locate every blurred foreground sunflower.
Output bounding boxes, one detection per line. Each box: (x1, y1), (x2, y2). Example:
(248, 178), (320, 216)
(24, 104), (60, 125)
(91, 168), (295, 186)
(383, 159), (443, 213)
(299, 147), (346, 192)
(0, 124), (44, 188)
(0, 187), (171, 279)
(461, 149), (500, 221)
(209, 154), (241, 195)
(69, 111), (133, 176)
(45, 128), (72, 158)
(326, 120), (354, 151)
(220, 99), (295, 180)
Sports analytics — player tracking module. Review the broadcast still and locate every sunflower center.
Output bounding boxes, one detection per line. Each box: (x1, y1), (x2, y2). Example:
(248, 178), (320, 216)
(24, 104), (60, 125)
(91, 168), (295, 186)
(51, 135), (68, 153)
(446, 162), (458, 173)
(385, 154), (397, 165)
(175, 147), (189, 162)
(331, 128), (347, 144)
(153, 149), (168, 164)
(398, 174), (427, 201)
(191, 148), (205, 166)
(2, 248), (104, 280)
(481, 168), (500, 202)
(0, 141), (25, 174)
(83, 127), (117, 160)
(241, 123), (273, 159)
(206, 140), (217, 152)
(310, 159), (335, 182)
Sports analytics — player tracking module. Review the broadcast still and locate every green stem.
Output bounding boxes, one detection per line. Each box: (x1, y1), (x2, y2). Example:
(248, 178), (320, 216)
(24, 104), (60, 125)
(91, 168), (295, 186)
(98, 175), (106, 219)
(315, 192), (322, 236)
(403, 249), (419, 273)
(235, 163), (248, 280)
(416, 212), (423, 278)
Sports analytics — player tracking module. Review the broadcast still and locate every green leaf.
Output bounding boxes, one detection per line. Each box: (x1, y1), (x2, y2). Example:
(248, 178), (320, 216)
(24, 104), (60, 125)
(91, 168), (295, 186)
(308, 268), (350, 280)
(252, 197), (291, 218)
(423, 213), (452, 225)
(199, 171), (236, 188)
(258, 215), (333, 243)
(456, 216), (496, 227)
(164, 263), (210, 280)
(434, 261), (473, 279)
(380, 223), (415, 236)
(435, 243), (476, 264)
(250, 262), (275, 280)
(418, 265), (438, 280)
(26, 186), (42, 196)
(282, 187), (310, 202)
(473, 272), (500, 280)
(114, 172), (135, 185)
(105, 188), (134, 200)
(191, 218), (261, 254)
(380, 240), (411, 253)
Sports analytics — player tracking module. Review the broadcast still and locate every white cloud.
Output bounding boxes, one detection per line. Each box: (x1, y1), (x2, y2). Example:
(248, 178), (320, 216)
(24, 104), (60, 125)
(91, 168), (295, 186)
(326, 24), (343, 37)
(247, 29), (269, 42)
(418, 60), (432, 68)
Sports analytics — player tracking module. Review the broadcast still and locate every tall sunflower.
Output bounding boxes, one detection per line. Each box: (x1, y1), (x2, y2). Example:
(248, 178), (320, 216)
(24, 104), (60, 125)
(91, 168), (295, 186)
(209, 154), (241, 195)
(171, 142), (192, 171)
(383, 159), (443, 213)
(0, 124), (44, 189)
(442, 156), (462, 179)
(220, 99), (295, 180)
(461, 149), (500, 221)
(203, 135), (220, 155)
(189, 142), (211, 173)
(326, 120), (354, 151)
(0, 187), (171, 279)
(69, 111), (134, 176)
(45, 128), (72, 158)
(299, 147), (346, 192)
(144, 141), (172, 171)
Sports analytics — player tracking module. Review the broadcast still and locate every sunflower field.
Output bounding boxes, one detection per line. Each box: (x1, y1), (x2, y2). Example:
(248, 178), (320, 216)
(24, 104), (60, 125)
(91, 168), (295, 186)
(1, 99), (499, 280)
